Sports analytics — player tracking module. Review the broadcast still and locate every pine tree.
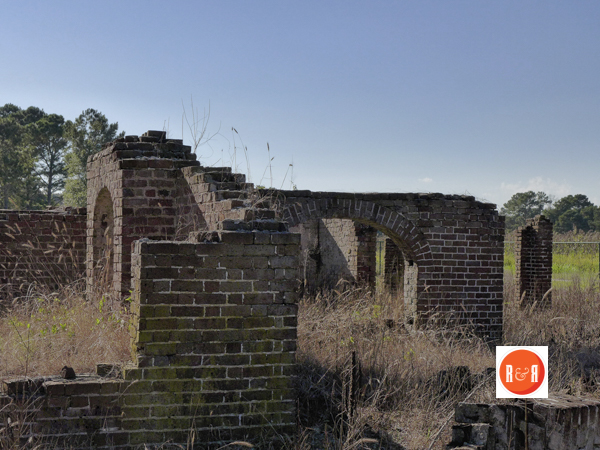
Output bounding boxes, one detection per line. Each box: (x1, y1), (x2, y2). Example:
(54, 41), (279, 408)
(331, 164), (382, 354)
(64, 109), (124, 207)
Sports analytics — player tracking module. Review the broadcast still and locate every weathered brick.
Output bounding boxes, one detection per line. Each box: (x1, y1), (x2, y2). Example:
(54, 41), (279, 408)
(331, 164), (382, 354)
(219, 232), (254, 245)
(270, 233), (301, 245)
(5, 134), (510, 448)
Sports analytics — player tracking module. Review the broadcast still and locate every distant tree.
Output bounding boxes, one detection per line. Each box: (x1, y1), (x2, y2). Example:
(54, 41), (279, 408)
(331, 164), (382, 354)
(15, 157), (46, 209)
(26, 113), (68, 206)
(500, 191), (552, 231)
(13, 106), (46, 125)
(0, 104), (46, 209)
(0, 113), (23, 208)
(64, 109), (124, 207)
(0, 103), (21, 118)
(546, 194), (597, 233)
(591, 207), (600, 232)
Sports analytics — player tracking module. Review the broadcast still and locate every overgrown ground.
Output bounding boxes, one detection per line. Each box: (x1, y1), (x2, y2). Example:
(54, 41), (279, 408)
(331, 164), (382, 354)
(2, 232), (600, 448)
(0, 281), (130, 378)
(295, 273), (600, 449)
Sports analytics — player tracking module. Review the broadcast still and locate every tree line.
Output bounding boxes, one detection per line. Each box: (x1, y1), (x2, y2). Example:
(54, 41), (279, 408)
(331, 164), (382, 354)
(2, 103), (594, 235)
(0, 104), (124, 209)
(501, 191), (600, 233)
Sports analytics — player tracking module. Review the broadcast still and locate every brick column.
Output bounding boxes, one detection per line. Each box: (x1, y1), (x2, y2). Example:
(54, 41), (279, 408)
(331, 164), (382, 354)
(355, 223), (377, 287)
(87, 130), (200, 300)
(515, 215), (553, 306)
(381, 236), (404, 293)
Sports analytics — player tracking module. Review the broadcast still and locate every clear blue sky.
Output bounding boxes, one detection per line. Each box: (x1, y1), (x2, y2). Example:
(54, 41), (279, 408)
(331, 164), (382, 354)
(2, 1), (599, 208)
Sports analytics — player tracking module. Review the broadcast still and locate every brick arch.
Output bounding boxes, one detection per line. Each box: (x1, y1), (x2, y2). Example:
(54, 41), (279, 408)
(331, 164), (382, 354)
(281, 198), (432, 264)
(282, 197), (434, 319)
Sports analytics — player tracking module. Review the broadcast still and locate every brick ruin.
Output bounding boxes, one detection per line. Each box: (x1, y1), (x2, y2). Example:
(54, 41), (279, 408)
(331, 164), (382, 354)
(448, 395), (600, 449)
(377, 233), (405, 293)
(514, 215), (553, 306)
(280, 190), (505, 338)
(293, 219), (377, 290)
(0, 130), (555, 447)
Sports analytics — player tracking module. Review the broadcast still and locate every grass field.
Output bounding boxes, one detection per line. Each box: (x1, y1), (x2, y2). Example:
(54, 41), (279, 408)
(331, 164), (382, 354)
(504, 231), (600, 287)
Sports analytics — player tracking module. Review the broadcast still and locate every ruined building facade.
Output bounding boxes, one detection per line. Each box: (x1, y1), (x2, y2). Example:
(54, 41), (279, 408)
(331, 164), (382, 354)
(0, 131), (549, 447)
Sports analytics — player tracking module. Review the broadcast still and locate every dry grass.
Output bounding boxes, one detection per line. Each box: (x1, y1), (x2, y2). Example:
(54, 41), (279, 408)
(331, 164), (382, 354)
(2, 271), (600, 448)
(0, 280), (131, 379)
(296, 286), (496, 450)
(504, 273), (600, 396)
(295, 274), (600, 449)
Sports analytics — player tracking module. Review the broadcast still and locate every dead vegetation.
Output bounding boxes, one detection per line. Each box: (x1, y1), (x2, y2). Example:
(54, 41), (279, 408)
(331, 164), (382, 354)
(0, 280), (130, 379)
(1, 273), (600, 448)
(296, 286), (496, 450)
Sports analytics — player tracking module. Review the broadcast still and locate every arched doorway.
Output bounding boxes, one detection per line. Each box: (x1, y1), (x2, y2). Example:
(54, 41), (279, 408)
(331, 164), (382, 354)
(292, 217), (419, 315)
(283, 199), (432, 321)
(92, 188), (114, 294)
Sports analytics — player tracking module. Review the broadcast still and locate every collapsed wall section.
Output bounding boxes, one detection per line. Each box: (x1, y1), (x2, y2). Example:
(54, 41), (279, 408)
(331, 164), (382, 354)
(0, 374), (126, 448)
(0, 208), (86, 299)
(449, 395), (600, 449)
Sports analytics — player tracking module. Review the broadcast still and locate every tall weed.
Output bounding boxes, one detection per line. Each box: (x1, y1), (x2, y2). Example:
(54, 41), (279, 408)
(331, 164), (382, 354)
(0, 280), (130, 378)
(297, 287), (495, 449)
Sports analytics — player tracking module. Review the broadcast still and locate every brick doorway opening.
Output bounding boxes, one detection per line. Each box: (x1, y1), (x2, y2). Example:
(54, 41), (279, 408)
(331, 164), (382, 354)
(92, 187), (114, 294)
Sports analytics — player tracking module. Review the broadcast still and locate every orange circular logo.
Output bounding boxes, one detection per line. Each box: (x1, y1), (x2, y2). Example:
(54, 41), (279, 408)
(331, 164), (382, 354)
(499, 349), (545, 395)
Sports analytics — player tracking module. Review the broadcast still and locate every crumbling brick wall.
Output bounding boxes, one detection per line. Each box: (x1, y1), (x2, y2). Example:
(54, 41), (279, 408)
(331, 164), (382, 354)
(0, 129), (511, 446)
(0, 208), (86, 299)
(86, 131), (278, 302)
(81, 133), (505, 342)
(86, 131), (201, 300)
(279, 192), (505, 341)
(0, 374), (125, 448)
(448, 395), (600, 449)
(0, 132), (506, 343)
(514, 215), (553, 306)
(125, 235), (298, 445)
(0, 229), (299, 448)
